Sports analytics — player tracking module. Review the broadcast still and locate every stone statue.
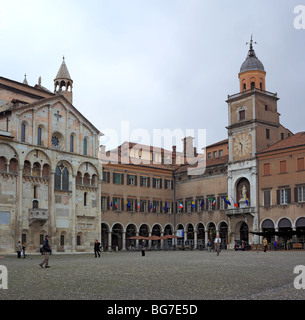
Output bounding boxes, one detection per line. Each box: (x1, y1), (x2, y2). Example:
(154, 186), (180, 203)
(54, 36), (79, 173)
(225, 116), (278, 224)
(241, 184), (247, 199)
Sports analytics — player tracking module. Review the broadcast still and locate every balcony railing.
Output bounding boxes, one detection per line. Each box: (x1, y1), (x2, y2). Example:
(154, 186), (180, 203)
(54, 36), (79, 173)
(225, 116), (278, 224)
(227, 88), (277, 101)
(226, 207), (256, 216)
(29, 208), (48, 225)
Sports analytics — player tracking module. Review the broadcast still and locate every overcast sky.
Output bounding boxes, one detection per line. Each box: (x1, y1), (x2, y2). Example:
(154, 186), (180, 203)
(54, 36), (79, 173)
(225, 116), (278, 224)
(1, 0), (305, 151)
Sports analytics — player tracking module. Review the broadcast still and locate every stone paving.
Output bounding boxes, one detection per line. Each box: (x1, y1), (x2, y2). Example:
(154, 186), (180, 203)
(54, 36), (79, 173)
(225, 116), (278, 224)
(1, 249), (305, 300)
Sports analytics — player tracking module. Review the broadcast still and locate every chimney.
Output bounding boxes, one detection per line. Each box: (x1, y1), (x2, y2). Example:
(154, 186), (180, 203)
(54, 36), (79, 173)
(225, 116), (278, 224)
(172, 145), (176, 165)
(182, 136), (195, 163)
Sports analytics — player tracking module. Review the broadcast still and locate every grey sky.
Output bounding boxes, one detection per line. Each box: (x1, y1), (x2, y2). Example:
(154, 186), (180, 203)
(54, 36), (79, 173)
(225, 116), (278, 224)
(1, 0), (304, 151)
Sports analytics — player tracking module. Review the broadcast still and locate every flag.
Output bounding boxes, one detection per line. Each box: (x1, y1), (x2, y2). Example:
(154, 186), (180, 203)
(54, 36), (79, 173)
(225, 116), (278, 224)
(191, 201), (195, 208)
(150, 202), (152, 210)
(137, 202), (140, 209)
(200, 199), (204, 207)
(114, 201), (117, 208)
(212, 199), (216, 206)
(245, 197), (249, 206)
(127, 200), (130, 208)
(223, 196), (231, 206)
(165, 202), (168, 211)
(179, 203), (183, 209)
(230, 196), (239, 208)
(110, 201), (113, 208)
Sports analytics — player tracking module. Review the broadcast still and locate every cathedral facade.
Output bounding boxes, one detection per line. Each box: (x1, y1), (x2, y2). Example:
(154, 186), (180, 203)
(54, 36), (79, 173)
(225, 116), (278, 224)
(0, 59), (102, 253)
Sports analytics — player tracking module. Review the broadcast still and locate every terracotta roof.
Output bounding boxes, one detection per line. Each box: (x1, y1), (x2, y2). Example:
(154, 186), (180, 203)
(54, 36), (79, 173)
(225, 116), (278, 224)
(174, 155), (228, 175)
(206, 139), (228, 148)
(257, 132), (305, 154)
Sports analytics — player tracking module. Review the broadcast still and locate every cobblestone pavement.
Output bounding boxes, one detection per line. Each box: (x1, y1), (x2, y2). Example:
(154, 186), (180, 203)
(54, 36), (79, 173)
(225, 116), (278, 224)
(1, 250), (305, 300)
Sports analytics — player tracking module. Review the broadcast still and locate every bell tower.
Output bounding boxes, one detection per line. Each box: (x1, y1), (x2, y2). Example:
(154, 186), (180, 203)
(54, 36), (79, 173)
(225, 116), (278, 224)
(54, 57), (73, 104)
(238, 35), (266, 92)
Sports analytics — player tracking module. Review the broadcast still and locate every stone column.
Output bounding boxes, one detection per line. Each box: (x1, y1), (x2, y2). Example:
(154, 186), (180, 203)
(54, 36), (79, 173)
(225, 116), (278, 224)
(194, 231), (198, 249)
(122, 232), (126, 251)
(71, 173), (76, 252)
(205, 229), (209, 246)
(48, 170), (56, 246)
(16, 166), (23, 244)
(108, 231), (112, 251)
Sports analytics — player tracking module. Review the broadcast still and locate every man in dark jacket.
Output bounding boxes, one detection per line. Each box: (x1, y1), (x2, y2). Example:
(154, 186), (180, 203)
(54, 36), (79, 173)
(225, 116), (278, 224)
(94, 240), (101, 257)
(39, 235), (51, 268)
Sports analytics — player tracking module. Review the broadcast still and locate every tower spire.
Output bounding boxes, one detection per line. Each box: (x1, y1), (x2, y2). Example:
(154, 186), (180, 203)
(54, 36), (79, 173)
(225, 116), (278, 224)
(54, 57), (73, 103)
(246, 34), (257, 57)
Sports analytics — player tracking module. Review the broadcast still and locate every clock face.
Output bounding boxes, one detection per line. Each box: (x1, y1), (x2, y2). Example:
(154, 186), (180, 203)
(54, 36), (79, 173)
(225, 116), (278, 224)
(233, 133), (251, 157)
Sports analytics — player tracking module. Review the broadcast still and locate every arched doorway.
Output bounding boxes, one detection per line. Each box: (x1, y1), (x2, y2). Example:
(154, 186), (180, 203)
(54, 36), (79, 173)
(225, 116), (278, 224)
(101, 223), (109, 251)
(296, 217), (305, 243)
(278, 218), (292, 243)
(208, 222), (216, 242)
(152, 224), (161, 249)
(262, 219), (275, 243)
(177, 224), (184, 246)
(126, 224), (137, 250)
(219, 222), (228, 248)
(111, 223), (123, 251)
(197, 223), (205, 249)
(164, 224), (173, 235)
(240, 222), (249, 242)
(139, 224), (149, 237)
(185, 223), (194, 247)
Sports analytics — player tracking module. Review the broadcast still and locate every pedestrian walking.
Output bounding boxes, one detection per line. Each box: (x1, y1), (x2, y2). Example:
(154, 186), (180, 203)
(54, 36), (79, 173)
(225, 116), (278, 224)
(39, 235), (51, 268)
(263, 237), (268, 252)
(22, 242), (27, 258)
(16, 241), (22, 259)
(94, 240), (101, 257)
(141, 240), (146, 257)
(207, 239), (212, 252)
(274, 240), (278, 251)
(214, 233), (221, 256)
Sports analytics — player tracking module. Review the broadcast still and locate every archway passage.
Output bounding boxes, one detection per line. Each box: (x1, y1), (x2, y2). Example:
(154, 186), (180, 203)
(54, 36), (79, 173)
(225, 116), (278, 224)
(101, 223), (109, 251)
(219, 222), (228, 248)
(240, 222), (249, 242)
(262, 219), (275, 243)
(208, 222), (216, 243)
(185, 224), (194, 247)
(278, 218), (292, 243)
(126, 224), (137, 250)
(296, 217), (305, 243)
(111, 223), (123, 251)
(197, 223), (205, 249)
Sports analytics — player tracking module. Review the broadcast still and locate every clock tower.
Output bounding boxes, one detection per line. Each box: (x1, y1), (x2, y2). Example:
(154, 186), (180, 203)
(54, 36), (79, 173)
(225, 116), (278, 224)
(226, 37), (282, 245)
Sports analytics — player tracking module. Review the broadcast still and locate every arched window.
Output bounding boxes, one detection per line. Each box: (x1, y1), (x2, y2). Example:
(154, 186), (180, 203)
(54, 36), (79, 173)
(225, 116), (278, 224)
(55, 166), (61, 190)
(62, 167), (69, 191)
(33, 200), (39, 209)
(70, 134), (74, 153)
(83, 138), (88, 156)
(55, 165), (69, 191)
(251, 82), (255, 90)
(21, 123), (26, 142)
(37, 127), (42, 146)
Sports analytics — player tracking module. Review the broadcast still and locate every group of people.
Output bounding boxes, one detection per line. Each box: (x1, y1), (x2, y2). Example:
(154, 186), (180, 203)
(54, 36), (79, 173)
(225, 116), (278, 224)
(15, 241), (27, 259)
